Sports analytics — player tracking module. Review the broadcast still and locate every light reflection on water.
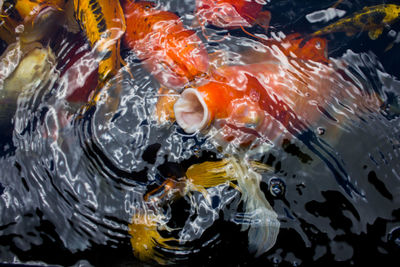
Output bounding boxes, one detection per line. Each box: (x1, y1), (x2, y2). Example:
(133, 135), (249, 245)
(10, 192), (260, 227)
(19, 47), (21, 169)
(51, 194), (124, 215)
(0, 0), (400, 266)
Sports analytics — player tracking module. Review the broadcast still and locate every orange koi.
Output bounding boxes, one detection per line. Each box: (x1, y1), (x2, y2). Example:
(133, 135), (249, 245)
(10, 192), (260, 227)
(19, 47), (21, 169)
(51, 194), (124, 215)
(195, 0), (270, 29)
(73, 0), (126, 83)
(122, 1), (209, 89)
(279, 33), (329, 63)
(173, 59), (380, 145)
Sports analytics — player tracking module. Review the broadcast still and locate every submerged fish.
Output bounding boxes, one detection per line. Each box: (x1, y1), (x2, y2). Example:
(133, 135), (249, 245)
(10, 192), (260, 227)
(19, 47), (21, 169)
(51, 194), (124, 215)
(186, 157), (280, 256)
(0, 0), (64, 44)
(122, 1), (209, 89)
(129, 157), (279, 263)
(73, 0), (126, 83)
(129, 212), (184, 265)
(195, 0), (270, 29)
(173, 54), (382, 146)
(0, 41), (56, 125)
(311, 4), (400, 40)
(259, 33), (329, 63)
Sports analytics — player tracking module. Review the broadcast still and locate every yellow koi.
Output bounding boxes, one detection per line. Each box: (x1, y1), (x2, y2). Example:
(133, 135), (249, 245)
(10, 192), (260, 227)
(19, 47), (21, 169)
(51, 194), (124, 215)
(312, 4), (400, 40)
(186, 157), (280, 256)
(129, 213), (183, 265)
(186, 158), (272, 189)
(73, 0), (126, 83)
(0, 0), (64, 44)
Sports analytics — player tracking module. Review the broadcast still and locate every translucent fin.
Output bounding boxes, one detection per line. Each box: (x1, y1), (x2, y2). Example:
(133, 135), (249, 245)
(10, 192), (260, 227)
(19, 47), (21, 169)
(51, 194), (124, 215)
(185, 158), (239, 188)
(155, 87), (179, 124)
(129, 213), (184, 265)
(249, 161), (273, 173)
(64, 0), (81, 33)
(230, 160), (280, 257)
(368, 28), (383, 40)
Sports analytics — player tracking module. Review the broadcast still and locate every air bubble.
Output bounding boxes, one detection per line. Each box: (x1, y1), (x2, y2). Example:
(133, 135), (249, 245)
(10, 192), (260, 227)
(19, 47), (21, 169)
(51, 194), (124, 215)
(268, 177), (286, 197)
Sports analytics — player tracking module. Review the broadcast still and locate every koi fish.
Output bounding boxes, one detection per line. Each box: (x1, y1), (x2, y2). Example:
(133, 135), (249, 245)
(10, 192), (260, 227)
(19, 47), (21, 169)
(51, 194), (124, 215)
(186, 157), (280, 256)
(155, 33), (328, 124)
(0, 0), (64, 44)
(0, 41), (56, 125)
(311, 4), (400, 40)
(73, 0), (126, 83)
(129, 212), (184, 265)
(129, 177), (188, 264)
(173, 54), (382, 146)
(195, 0), (270, 29)
(129, 157), (278, 263)
(122, 1), (209, 89)
(279, 33), (329, 63)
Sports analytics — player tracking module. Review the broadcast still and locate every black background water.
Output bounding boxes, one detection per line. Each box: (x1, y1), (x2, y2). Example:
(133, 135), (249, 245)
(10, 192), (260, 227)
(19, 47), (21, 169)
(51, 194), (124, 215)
(1, 0), (400, 266)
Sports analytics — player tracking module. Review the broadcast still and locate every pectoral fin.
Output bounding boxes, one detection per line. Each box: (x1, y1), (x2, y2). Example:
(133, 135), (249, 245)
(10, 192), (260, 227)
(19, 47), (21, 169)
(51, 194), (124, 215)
(368, 28), (383, 40)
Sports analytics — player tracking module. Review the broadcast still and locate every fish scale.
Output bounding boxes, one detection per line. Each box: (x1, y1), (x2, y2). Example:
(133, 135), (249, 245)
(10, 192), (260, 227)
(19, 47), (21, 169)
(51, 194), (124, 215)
(73, 0), (125, 82)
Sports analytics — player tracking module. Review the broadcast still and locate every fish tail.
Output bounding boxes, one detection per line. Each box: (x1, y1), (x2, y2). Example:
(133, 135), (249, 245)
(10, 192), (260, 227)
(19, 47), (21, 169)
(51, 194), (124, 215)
(186, 158), (271, 189)
(186, 158), (239, 188)
(129, 213), (186, 265)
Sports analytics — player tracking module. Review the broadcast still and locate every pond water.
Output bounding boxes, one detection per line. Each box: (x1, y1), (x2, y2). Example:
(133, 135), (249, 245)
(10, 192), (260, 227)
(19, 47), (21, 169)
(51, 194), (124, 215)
(0, 0), (400, 266)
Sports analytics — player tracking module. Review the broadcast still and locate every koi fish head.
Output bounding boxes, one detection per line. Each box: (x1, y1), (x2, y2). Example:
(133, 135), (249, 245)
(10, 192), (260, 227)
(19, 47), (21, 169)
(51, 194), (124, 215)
(174, 81), (266, 147)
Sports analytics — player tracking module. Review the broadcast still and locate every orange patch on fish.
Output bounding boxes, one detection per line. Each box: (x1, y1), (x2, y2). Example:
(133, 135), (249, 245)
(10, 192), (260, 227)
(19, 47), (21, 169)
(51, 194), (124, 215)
(282, 33), (329, 63)
(195, 0), (268, 28)
(155, 87), (179, 123)
(123, 1), (209, 89)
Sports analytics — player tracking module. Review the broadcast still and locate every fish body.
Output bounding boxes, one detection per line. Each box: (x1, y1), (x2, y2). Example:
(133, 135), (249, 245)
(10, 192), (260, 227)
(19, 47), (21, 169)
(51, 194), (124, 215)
(195, 0), (269, 28)
(173, 56), (381, 146)
(123, 1), (209, 89)
(185, 157), (280, 256)
(312, 4), (400, 40)
(74, 0), (126, 82)
(279, 33), (329, 63)
(129, 213), (183, 265)
(174, 62), (309, 145)
(0, 0), (65, 43)
(0, 42), (56, 124)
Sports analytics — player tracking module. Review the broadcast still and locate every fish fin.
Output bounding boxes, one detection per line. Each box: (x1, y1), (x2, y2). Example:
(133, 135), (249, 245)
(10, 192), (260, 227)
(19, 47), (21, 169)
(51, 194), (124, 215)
(155, 87), (179, 124)
(249, 161), (273, 173)
(129, 213), (186, 264)
(368, 28), (383, 40)
(234, 168), (280, 256)
(189, 183), (212, 205)
(229, 181), (241, 193)
(384, 42), (394, 52)
(253, 10), (271, 32)
(186, 158), (238, 188)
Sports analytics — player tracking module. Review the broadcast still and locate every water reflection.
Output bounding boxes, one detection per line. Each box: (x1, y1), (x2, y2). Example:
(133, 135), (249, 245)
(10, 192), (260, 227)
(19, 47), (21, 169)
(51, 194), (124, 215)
(0, 0), (399, 266)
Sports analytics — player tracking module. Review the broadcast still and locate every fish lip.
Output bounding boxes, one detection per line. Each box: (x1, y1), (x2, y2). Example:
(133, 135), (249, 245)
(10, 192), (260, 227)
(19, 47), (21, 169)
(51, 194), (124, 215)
(174, 88), (210, 133)
(33, 6), (60, 25)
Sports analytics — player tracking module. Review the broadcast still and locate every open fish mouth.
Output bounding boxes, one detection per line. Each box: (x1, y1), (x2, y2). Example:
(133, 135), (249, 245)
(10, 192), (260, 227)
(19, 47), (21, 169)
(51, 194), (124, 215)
(174, 88), (211, 133)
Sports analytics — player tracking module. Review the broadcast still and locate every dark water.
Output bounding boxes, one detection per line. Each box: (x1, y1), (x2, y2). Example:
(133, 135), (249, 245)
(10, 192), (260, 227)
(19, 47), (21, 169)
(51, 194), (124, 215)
(1, 0), (400, 266)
